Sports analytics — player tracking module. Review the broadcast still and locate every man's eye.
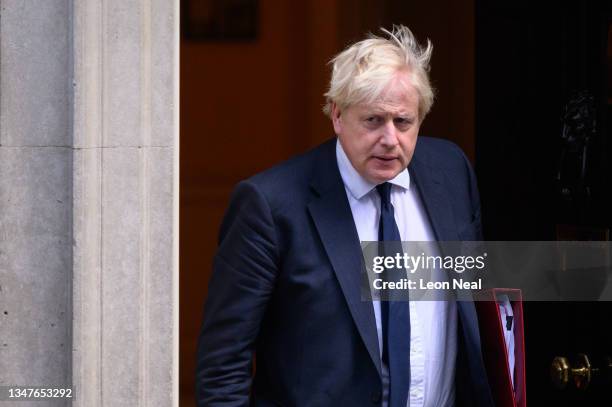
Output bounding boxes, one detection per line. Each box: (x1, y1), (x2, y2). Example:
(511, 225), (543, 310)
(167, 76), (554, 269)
(394, 118), (413, 128)
(365, 116), (381, 124)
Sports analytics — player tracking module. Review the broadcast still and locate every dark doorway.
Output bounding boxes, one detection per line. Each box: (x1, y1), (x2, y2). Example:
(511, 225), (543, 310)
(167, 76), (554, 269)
(475, 0), (612, 404)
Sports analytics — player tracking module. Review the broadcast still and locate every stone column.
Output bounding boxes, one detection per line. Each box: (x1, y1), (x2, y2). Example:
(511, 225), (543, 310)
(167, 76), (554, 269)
(0, 0), (178, 406)
(0, 2), (73, 406)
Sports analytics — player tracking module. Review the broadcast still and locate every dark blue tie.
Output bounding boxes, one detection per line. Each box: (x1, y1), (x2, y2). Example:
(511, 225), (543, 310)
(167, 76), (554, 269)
(376, 182), (411, 407)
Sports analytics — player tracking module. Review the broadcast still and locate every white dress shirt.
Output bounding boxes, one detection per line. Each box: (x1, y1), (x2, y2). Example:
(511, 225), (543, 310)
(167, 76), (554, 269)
(336, 139), (457, 407)
(497, 294), (515, 390)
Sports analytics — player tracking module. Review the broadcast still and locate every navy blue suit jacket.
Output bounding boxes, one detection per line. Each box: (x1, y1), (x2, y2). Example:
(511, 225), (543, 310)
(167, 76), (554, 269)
(196, 137), (495, 406)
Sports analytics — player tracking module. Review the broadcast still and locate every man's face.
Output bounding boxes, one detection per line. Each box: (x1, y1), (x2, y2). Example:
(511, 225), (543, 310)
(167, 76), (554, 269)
(332, 71), (421, 184)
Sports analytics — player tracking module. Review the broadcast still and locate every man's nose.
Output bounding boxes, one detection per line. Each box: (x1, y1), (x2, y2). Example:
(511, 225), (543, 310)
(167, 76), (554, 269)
(379, 121), (399, 147)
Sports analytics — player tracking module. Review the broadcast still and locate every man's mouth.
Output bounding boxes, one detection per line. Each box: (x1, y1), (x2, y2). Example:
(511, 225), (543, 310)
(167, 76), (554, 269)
(373, 156), (397, 162)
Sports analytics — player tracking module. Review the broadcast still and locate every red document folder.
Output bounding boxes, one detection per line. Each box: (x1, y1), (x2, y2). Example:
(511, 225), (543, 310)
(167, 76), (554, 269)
(475, 289), (526, 407)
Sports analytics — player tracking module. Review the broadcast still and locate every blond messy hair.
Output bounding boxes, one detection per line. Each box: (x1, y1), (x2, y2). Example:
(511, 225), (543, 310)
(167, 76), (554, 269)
(323, 25), (434, 121)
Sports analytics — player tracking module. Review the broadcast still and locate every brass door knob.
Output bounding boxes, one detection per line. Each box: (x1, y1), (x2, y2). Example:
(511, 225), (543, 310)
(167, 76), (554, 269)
(551, 353), (593, 390)
(551, 356), (570, 389)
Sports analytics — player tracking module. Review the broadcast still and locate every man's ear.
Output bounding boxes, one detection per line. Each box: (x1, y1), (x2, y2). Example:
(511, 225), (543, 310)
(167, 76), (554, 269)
(331, 103), (342, 135)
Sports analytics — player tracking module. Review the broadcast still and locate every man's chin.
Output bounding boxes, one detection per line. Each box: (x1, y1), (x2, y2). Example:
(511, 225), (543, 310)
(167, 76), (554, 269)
(365, 170), (401, 184)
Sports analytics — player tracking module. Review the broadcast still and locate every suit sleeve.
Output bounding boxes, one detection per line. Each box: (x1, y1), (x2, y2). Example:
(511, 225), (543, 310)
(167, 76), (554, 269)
(196, 180), (279, 406)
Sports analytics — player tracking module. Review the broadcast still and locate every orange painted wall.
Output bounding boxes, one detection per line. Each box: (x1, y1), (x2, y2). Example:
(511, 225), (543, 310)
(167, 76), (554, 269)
(180, 1), (340, 404)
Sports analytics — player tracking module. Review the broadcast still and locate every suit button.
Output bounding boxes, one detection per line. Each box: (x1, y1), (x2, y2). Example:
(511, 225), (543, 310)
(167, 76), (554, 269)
(371, 389), (382, 404)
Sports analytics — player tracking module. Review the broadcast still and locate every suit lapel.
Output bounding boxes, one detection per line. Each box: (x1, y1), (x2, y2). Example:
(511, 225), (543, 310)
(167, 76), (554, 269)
(409, 157), (459, 241)
(411, 148), (493, 405)
(307, 139), (382, 377)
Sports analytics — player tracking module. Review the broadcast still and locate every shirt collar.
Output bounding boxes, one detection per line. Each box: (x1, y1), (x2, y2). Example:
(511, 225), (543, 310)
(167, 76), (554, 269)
(335, 138), (411, 200)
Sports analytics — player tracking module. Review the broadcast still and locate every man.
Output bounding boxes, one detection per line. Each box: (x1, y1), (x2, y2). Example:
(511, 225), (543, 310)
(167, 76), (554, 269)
(196, 26), (494, 406)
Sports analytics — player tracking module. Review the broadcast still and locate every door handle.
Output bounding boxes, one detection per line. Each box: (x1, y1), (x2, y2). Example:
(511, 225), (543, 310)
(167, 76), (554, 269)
(551, 354), (612, 390)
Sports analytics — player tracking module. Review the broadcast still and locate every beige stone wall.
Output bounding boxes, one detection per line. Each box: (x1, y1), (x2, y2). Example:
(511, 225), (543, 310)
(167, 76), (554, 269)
(0, 2), (73, 406)
(0, 0), (178, 405)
